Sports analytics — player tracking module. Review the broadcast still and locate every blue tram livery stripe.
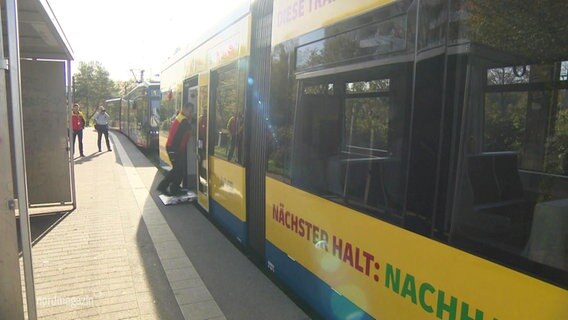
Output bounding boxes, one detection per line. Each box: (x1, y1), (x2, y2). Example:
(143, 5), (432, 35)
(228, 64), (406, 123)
(210, 199), (247, 244)
(265, 242), (373, 320)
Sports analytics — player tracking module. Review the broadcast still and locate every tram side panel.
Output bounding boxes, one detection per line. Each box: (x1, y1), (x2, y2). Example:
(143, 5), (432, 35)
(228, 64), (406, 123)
(207, 18), (252, 244)
(147, 85), (161, 151)
(159, 12), (252, 243)
(158, 0), (568, 319)
(104, 98), (122, 131)
(120, 98), (129, 135)
(121, 83), (161, 151)
(265, 0), (568, 319)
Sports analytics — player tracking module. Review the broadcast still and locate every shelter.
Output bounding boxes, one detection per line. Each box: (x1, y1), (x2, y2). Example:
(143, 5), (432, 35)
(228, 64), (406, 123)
(1, 0), (74, 318)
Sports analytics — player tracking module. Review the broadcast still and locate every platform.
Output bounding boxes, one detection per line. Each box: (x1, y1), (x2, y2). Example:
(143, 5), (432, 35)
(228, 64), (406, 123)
(20, 128), (311, 319)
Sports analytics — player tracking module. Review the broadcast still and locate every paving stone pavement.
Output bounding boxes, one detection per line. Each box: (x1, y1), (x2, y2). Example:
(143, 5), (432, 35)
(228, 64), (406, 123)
(19, 128), (311, 320)
(20, 128), (190, 319)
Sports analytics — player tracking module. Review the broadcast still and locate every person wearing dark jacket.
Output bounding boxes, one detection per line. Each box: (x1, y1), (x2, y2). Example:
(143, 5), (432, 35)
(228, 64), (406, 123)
(157, 102), (193, 196)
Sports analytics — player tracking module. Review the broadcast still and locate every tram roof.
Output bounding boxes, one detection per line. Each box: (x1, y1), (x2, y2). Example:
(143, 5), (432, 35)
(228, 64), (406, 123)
(1, 0), (74, 60)
(124, 81), (160, 97)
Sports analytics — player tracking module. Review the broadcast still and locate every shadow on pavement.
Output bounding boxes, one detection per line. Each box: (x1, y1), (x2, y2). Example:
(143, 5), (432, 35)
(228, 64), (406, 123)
(135, 218), (186, 319)
(16, 211), (71, 254)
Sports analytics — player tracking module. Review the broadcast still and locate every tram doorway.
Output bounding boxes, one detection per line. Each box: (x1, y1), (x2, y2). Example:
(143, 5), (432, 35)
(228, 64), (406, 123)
(183, 76), (199, 191)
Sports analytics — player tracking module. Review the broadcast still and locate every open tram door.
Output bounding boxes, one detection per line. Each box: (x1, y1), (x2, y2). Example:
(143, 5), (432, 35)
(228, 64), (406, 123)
(183, 77), (199, 191)
(196, 74), (210, 211)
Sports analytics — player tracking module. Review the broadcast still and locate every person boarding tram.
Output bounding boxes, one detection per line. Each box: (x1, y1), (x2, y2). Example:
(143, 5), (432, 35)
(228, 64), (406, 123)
(157, 102), (193, 196)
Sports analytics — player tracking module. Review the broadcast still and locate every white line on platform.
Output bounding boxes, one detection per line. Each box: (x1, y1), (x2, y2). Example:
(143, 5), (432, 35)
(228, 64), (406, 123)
(110, 132), (225, 320)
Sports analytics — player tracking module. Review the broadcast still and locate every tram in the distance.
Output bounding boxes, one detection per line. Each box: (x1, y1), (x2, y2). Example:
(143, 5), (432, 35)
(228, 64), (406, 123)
(105, 82), (161, 151)
(104, 97), (124, 131)
(160, 0), (568, 318)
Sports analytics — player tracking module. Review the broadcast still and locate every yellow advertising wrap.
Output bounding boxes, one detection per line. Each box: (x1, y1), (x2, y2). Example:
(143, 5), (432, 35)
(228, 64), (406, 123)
(198, 192), (209, 211)
(272, 0), (396, 45)
(266, 177), (568, 319)
(161, 14), (251, 91)
(209, 157), (246, 222)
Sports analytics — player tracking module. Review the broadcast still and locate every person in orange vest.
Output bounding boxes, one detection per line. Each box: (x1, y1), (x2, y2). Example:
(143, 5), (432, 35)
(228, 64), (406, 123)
(157, 102), (193, 196)
(71, 103), (86, 157)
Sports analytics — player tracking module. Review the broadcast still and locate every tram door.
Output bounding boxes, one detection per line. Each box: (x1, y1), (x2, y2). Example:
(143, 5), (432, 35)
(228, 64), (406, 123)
(183, 77), (198, 190)
(197, 76), (210, 211)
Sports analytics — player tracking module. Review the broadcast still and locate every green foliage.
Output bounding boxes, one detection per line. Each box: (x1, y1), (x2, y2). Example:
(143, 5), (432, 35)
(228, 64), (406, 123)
(346, 97), (390, 151)
(545, 95), (568, 175)
(467, 0), (568, 62)
(160, 90), (181, 134)
(345, 80), (391, 152)
(116, 79), (137, 96)
(267, 44), (296, 178)
(73, 61), (117, 123)
(483, 92), (527, 152)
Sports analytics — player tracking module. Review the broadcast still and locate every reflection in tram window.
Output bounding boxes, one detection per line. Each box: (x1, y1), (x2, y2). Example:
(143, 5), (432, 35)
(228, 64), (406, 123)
(450, 1), (568, 274)
(290, 69), (409, 221)
(344, 80), (391, 156)
(104, 98), (123, 130)
(198, 85), (209, 194)
(296, 15), (406, 71)
(211, 61), (246, 164)
(263, 0), (568, 293)
(213, 66), (238, 159)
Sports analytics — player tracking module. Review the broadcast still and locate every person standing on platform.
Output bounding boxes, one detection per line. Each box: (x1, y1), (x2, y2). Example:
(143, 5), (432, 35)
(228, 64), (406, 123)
(93, 106), (112, 152)
(157, 102), (193, 196)
(72, 103), (86, 157)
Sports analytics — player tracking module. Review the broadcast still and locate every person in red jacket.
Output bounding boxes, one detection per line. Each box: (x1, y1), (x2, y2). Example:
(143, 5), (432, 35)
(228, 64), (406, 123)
(71, 103), (86, 156)
(157, 102), (193, 196)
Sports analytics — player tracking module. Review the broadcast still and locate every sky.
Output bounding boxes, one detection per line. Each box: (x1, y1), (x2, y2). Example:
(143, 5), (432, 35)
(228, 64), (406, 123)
(47, 0), (250, 81)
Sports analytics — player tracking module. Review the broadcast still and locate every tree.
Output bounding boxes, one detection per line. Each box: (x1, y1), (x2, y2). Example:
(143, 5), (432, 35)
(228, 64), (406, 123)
(115, 79), (137, 96)
(465, 0), (568, 63)
(73, 61), (117, 123)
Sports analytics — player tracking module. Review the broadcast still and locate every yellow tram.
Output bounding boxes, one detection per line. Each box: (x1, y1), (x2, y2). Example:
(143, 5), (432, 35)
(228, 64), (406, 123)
(160, 1), (568, 318)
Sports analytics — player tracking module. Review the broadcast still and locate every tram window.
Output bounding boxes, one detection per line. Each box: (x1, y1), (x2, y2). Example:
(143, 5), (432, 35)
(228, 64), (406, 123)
(482, 69), (568, 175)
(487, 66), (530, 85)
(417, 0), (447, 50)
(450, 1), (568, 283)
(267, 45), (296, 180)
(150, 100), (160, 128)
(304, 83), (334, 95)
(290, 69), (408, 221)
(454, 61), (568, 275)
(344, 95), (390, 154)
(211, 61), (246, 164)
(344, 80), (391, 155)
(346, 79), (389, 94)
(483, 92), (527, 153)
(296, 15), (406, 71)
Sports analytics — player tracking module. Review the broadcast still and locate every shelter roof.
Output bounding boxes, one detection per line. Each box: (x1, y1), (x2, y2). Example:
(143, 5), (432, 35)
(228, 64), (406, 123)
(1, 0), (73, 60)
